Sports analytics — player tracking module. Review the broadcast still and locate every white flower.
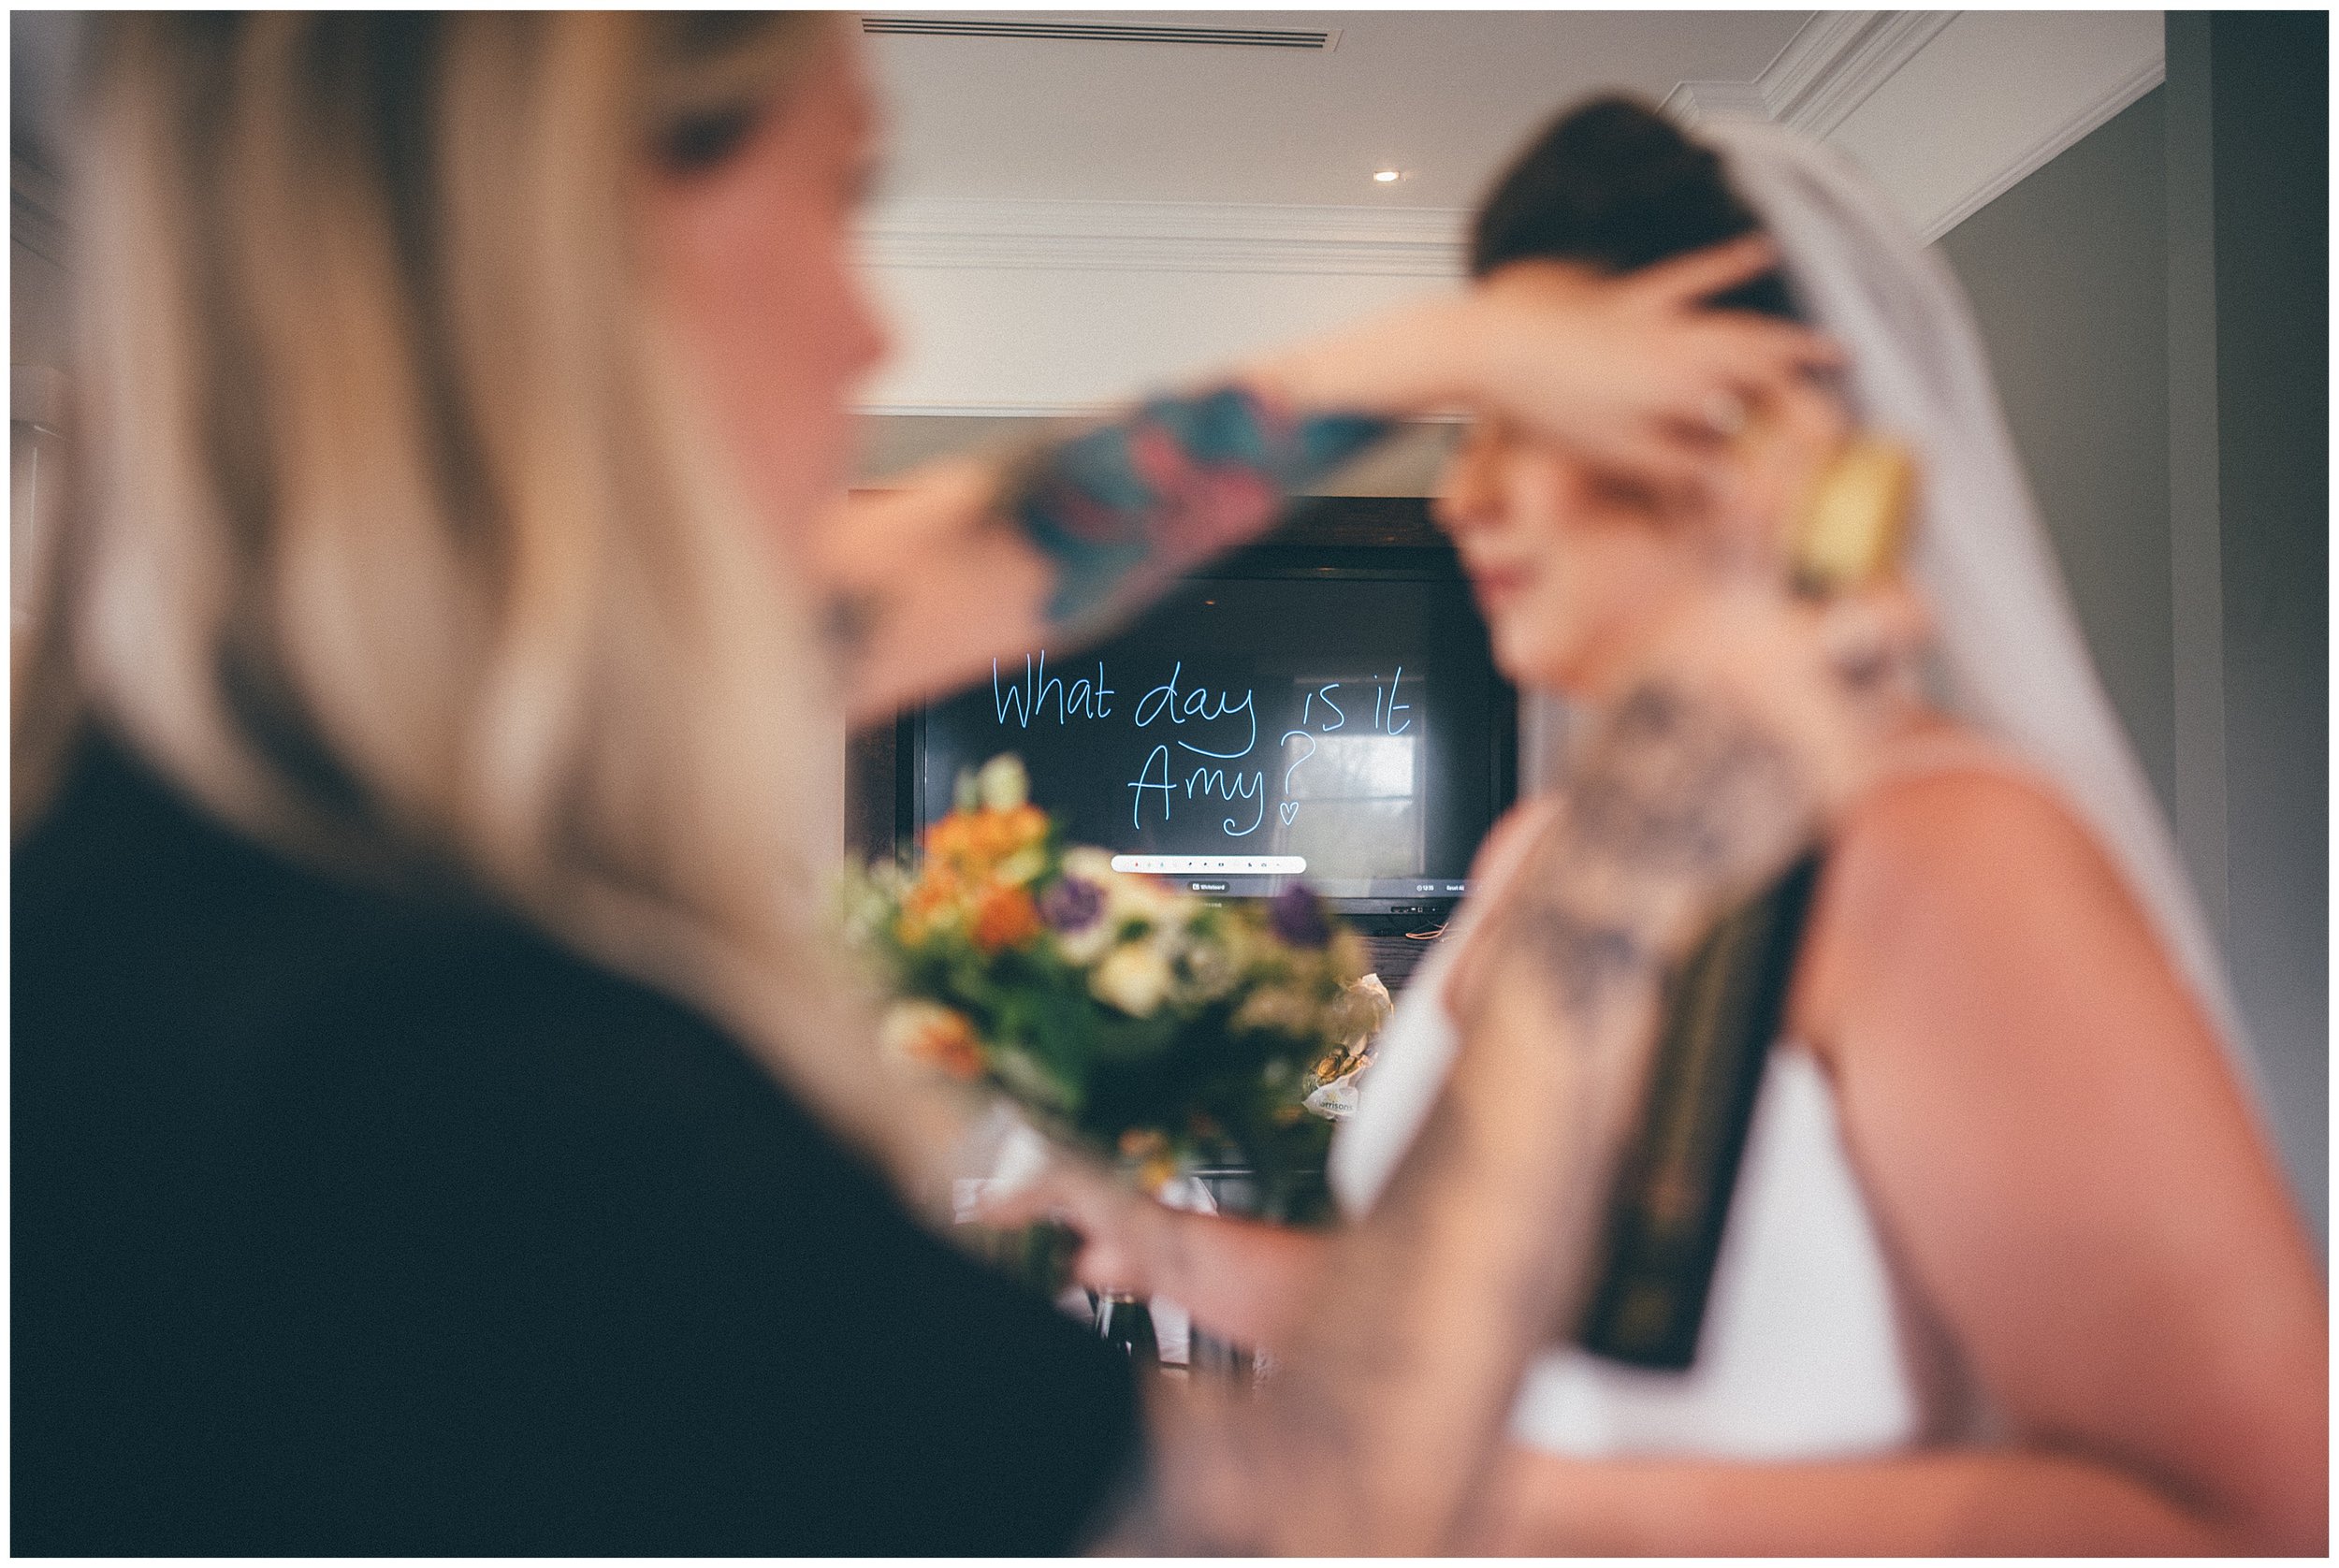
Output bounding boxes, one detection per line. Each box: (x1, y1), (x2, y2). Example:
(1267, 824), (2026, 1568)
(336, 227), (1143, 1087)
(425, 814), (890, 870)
(1050, 845), (1206, 973)
(1103, 868), (1179, 936)
(977, 753), (1029, 811)
(1061, 846), (1184, 939)
(1062, 847), (1113, 884)
(1060, 846), (1118, 885)
(1093, 941), (1174, 1017)
(1171, 935), (1240, 1003)
(1053, 905), (1117, 965)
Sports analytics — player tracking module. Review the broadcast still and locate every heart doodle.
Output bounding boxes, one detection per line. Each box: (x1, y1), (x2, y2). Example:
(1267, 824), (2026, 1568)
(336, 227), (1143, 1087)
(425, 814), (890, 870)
(1278, 802), (1300, 826)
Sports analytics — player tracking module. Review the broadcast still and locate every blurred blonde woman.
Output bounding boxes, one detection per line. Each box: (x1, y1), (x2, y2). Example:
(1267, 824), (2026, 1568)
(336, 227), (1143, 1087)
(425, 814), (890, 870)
(13, 14), (1836, 1554)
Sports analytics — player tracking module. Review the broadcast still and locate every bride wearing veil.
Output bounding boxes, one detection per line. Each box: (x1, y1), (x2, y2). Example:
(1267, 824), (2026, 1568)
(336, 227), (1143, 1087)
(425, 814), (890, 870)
(1002, 100), (2325, 1554)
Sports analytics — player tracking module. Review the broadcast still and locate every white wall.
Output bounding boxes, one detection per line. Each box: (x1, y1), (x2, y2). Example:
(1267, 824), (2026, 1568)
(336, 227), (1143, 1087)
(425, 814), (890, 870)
(859, 200), (1462, 415)
(858, 11), (2169, 415)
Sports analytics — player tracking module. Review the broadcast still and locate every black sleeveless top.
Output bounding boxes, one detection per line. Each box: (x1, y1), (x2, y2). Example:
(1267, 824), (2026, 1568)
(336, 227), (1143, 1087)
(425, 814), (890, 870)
(1578, 855), (1825, 1370)
(13, 736), (1139, 1554)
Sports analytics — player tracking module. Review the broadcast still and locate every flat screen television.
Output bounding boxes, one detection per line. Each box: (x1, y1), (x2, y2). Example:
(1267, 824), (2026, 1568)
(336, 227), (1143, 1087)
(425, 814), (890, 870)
(906, 538), (1516, 922)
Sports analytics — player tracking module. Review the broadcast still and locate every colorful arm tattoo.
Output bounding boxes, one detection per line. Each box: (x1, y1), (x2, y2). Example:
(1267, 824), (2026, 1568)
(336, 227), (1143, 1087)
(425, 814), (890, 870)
(1003, 385), (1392, 637)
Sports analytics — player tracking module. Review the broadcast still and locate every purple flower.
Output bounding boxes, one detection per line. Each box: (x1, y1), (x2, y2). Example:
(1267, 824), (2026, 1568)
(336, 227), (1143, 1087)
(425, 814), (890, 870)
(1269, 884), (1330, 950)
(1041, 876), (1106, 934)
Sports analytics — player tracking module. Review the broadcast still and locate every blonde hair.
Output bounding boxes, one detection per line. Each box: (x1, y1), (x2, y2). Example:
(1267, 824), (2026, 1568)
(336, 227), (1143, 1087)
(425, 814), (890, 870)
(19, 13), (972, 1204)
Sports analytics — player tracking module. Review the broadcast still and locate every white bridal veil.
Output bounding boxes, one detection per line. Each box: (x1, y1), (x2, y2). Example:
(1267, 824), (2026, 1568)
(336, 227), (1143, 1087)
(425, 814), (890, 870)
(1701, 120), (2260, 1098)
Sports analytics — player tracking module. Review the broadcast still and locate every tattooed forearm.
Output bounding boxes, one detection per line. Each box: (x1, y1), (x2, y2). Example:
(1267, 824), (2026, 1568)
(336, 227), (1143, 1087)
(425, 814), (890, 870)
(1564, 682), (1810, 881)
(1116, 667), (1835, 1554)
(1201, 976), (1635, 1554)
(817, 387), (1387, 720)
(1001, 385), (1391, 637)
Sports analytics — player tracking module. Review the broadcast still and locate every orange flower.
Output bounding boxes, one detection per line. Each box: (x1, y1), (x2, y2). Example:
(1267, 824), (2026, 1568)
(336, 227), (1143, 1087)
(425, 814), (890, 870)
(981, 806), (1045, 863)
(923, 1024), (985, 1082)
(1004, 804), (1049, 849)
(880, 1001), (986, 1082)
(923, 813), (978, 864)
(905, 871), (955, 917)
(1115, 1128), (1178, 1194)
(897, 865), (966, 944)
(971, 883), (1042, 952)
(926, 803), (1051, 880)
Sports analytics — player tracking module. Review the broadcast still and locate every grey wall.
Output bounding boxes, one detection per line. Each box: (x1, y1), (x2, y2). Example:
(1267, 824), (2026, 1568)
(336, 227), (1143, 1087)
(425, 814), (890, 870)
(2192, 11), (2328, 1242)
(1937, 26), (2327, 1241)
(1939, 91), (2176, 817)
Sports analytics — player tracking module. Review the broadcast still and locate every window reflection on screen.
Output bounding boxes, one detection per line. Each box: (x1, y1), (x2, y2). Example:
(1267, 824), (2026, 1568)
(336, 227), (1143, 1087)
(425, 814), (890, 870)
(1270, 673), (1425, 882)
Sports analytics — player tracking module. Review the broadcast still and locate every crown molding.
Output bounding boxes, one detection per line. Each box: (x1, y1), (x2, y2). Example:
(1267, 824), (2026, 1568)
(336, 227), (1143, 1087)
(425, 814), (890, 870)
(1659, 79), (1770, 127)
(1665, 11), (1957, 135)
(1666, 12), (2167, 243)
(1917, 49), (2165, 241)
(861, 197), (1469, 277)
(1763, 11), (1956, 138)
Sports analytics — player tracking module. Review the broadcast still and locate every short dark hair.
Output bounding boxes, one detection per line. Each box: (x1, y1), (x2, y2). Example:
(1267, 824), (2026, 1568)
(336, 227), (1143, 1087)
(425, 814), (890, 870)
(1470, 95), (1799, 321)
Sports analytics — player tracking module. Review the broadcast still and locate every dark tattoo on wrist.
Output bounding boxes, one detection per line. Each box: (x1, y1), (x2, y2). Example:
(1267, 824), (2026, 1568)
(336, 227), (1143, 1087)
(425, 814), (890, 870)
(1461, 678), (1813, 1038)
(1506, 904), (1653, 1021)
(1564, 680), (1811, 882)
(1003, 385), (1392, 636)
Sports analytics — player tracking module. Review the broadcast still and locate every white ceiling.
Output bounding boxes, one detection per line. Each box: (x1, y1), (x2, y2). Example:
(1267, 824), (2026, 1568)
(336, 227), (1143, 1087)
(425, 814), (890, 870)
(851, 10), (2168, 440)
(863, 10), (1814, 209)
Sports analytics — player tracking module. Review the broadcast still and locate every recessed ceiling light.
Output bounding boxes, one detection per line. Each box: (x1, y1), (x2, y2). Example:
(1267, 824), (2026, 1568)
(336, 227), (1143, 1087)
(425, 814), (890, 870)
(1372, 168), (1402, 183)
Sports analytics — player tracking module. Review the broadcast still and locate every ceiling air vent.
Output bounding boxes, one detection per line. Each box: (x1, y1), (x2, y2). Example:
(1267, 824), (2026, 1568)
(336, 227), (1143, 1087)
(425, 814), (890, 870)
(861, 17), (1338, 50)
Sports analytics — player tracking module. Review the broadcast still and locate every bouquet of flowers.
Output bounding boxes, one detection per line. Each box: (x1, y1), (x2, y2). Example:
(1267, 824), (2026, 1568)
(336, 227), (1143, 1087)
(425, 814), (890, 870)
(843, 755), (1388, 1223)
